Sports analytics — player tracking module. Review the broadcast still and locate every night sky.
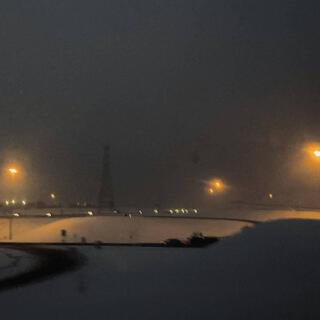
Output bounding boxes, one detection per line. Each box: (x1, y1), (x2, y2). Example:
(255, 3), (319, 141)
(0, 0), (320, 206)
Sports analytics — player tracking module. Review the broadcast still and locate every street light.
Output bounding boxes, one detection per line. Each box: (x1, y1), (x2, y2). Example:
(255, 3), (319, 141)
(313, 150), (320, 158)
(207, 178), (226, 195)
(8, 168), (18, 175)
(214, 181), (222, 189)
(304, 143), (320, 160)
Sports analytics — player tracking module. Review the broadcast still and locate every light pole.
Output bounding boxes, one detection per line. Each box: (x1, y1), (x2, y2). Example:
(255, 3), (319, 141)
(8, 217), (13, 240)
(302, 143), (320, 208)
(4, 164), (22, 240)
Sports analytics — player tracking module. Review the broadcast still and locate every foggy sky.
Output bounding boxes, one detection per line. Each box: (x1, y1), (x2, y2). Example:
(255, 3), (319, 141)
(0, 0), (320, 206)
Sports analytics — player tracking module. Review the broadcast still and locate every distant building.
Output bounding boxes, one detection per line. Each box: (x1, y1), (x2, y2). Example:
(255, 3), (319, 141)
(98, 146), (115, 208)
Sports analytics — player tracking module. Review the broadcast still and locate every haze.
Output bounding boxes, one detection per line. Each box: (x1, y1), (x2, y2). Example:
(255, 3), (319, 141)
(0, 0), (319, 207)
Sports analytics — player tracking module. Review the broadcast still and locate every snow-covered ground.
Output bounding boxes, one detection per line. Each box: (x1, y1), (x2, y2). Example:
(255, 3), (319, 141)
(1, 218), (320, 319)
(9, 216), (250, 243)
(0, 209), (319, 243)
(0, 247), (35, 281)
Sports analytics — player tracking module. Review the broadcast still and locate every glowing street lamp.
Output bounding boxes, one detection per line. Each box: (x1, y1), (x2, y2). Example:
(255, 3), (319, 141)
(313, 150), (320, 158)
(214, 181), (222, 189)
(50, 193), (56, 200)
(304, 143), (320, 160)
(8, 168), (18, 176)
(208, 178), (226, 195)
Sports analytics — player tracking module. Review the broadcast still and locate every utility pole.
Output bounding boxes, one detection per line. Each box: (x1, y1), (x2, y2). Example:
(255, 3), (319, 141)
(8, 217), (13, 240)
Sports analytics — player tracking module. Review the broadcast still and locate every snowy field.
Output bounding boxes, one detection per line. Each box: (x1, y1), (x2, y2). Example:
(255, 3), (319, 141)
(1, 218), (320, 319)
(0, 215), (252, 243)
(0, 209), (319, 243)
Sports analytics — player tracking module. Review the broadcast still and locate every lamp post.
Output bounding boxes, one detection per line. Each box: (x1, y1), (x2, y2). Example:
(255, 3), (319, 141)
(4, 165), (22, 240)
(8, 217), (13, 240)
(301, 143), (320, 208)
